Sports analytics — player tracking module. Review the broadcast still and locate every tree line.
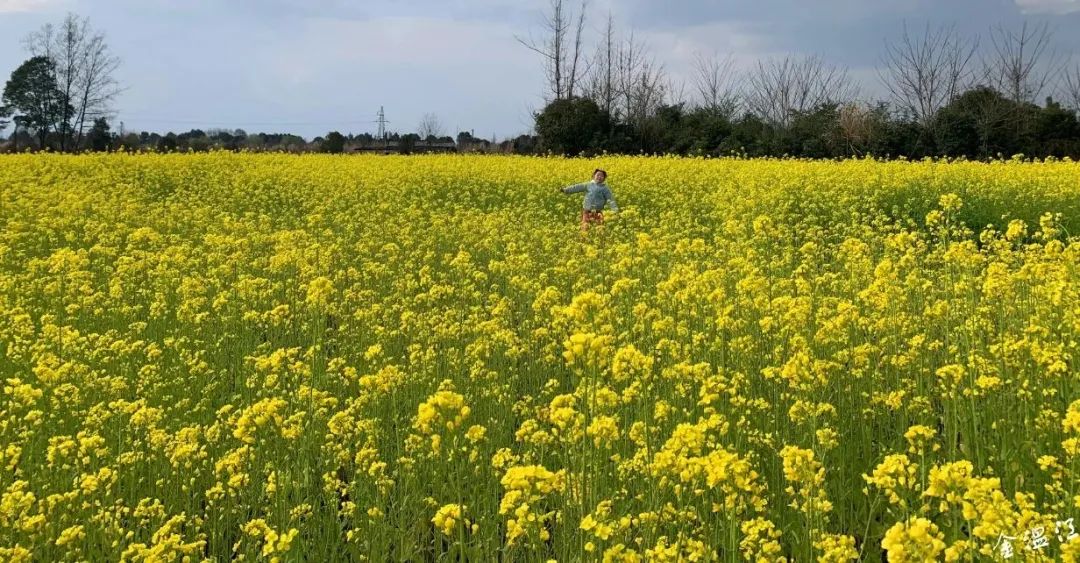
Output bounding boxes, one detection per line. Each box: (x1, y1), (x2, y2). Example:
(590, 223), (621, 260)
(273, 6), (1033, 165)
(524, 1), (1080, 159)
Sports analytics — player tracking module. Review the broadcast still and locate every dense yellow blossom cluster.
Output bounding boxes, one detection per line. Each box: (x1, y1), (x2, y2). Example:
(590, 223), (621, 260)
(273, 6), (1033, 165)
(2, 152), (1080, 560)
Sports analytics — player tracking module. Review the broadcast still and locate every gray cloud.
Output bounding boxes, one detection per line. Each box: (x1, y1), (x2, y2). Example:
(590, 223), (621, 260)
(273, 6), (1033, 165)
(608, 0), (1080, 101)
(0, 0), (61, 13)
(1015, 0), (1080, 14)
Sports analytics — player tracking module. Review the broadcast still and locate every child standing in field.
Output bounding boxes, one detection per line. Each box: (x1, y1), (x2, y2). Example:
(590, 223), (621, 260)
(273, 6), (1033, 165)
(559, 168), (619, 233)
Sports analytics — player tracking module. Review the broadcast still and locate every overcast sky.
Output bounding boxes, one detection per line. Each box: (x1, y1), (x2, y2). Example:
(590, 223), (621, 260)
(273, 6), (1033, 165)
(2, 0), (1079, 140)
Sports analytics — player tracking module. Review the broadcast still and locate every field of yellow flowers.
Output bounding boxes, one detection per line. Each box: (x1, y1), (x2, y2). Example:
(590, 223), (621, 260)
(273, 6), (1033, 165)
(3, 153), (1080, 561)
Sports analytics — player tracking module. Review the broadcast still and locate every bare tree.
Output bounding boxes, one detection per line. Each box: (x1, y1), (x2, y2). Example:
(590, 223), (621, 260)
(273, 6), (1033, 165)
(24, 13), (120, 151)
(517, 0), (567, 101)
(565, 0), (589, 99)
(744, 54), (857, 127)
(418, 113), (444, 140)
(615, 33), (667, 149)
(878, 22), (978, 126)
(616, 30), (659, 126)
(665, 76), (689, 108)
(691, 51), (741, 118)
(585, 12), (619, 117)
(73, 32), (121, 150)
(1064, 62), (1080, 114)
(636, 59), (667, 118)
(517, 0), (589, 101)
(616, 30), (639, 122)
(984, 21), (1061, 105)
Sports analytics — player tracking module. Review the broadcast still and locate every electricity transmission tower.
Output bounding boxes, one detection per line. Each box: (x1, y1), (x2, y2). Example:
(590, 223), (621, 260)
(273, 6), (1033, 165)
(376, 106), (389, 147)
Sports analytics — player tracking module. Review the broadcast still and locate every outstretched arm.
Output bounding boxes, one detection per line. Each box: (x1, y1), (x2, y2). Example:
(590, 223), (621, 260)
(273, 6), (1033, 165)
(561, 183), (587, 194)
(606, 187), (620, 212)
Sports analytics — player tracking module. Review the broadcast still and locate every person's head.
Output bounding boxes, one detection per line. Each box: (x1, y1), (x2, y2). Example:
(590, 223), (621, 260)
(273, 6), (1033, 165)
(592, 168), (608, 183)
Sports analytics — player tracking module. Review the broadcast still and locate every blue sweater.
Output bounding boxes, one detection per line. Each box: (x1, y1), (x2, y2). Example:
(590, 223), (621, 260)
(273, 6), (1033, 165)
(561, 181), (619, 212)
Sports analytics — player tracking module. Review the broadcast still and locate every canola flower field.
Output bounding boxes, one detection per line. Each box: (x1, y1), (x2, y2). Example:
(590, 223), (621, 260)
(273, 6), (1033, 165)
(3, 153), (1080, 562)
